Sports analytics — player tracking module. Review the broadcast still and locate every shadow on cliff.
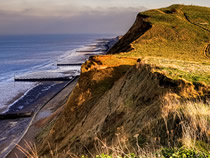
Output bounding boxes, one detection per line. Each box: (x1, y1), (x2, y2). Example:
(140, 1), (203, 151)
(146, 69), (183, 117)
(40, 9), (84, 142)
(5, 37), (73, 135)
(37, 62), (209, 157)
(108, 14), (151, 54)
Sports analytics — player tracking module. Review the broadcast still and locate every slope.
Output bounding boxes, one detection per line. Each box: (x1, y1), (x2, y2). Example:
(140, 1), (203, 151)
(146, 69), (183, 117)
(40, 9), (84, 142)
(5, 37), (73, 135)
(36, 5), (210, 157)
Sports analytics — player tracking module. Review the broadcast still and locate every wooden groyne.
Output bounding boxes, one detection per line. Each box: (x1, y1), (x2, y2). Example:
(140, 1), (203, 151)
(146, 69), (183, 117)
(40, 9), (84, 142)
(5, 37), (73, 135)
(1, 77), (79, 158)
(57, 63), (83, 66)
(14, 37), (119, 82)
(0, 112), (33, 120)
(14, 77), (73, 82)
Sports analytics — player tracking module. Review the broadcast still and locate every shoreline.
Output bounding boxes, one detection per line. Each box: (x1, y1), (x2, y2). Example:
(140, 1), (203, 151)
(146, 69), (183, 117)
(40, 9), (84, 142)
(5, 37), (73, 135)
(0, 81), (71, 158)
(0, 37), (117, 114)
(6, 77), (79, 158)
(0, 35), (116, 114)
(1, 37), (119, 158)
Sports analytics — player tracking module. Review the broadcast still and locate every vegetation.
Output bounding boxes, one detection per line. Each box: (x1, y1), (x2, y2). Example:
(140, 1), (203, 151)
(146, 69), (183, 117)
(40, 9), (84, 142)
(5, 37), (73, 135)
(161, 148), (209, 158)
(109, 5), (210, 85)
(19, 139), (210, 158)
(31, 5), (210, 158)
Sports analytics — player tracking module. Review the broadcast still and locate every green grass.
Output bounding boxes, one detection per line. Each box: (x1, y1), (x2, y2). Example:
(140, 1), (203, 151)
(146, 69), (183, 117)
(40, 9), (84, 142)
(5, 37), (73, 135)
(155, 64), (210, 85)
(131, 5), (209, 63)
(82, 147), (209, 158)
(181, 5), (210, 31)
(157, 67), (209, 84)
(161, 147), (210, 158)
(112, 5), (210, 85)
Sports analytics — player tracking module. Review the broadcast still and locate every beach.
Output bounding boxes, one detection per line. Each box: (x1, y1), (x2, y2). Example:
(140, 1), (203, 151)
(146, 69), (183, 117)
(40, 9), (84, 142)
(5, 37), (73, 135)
(6, 78), (79, 158)
(0, 37), (119, 158)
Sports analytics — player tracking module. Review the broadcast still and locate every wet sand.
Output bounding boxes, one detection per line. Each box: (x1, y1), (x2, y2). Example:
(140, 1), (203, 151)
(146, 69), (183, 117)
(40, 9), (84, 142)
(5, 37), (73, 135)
(0, 37), (119, 158)
(0, 80), (74, 158)
(6, 78), (78, 158)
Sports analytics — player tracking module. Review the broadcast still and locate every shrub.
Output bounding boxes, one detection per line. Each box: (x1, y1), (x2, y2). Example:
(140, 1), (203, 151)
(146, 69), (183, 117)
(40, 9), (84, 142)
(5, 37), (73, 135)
(161, 148), (210, 158)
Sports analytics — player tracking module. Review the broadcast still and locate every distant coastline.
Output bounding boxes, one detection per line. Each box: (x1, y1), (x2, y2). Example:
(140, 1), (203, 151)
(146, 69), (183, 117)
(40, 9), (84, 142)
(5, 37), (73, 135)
(0, 34), (116, 113)
(0, 36), (119, 158)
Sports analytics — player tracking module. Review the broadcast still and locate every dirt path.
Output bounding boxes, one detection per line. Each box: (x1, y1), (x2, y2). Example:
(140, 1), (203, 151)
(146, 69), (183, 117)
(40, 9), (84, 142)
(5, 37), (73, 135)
(156, 9), (166, 15)
(180, 9), (210, 59)
(183, 12), (210, 33)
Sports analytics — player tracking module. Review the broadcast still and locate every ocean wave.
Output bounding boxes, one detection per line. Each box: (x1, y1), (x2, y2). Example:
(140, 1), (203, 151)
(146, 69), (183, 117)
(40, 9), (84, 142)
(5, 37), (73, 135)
(0, 81), (37, 113)
(0, 35), (107, 112)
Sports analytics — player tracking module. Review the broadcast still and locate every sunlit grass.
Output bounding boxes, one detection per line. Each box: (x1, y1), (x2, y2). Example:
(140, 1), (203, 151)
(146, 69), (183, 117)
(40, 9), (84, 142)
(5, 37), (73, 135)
(110, 5), (210, 85)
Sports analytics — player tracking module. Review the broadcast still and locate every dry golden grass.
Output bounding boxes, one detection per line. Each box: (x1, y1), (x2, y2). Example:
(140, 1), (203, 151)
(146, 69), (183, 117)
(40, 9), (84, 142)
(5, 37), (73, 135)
(18, 95), (209, 158)
(27, 5), (210, 157)
(161, 95), (209, 149)
(17, 137), (161, 158)
(81, 55), (137, 73)
(16, 140), (38, 158)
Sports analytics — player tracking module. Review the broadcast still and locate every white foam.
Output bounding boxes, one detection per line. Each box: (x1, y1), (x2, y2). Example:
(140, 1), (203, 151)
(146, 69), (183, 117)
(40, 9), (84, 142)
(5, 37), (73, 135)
(0, 39), (108, 113)
(0, 81), (37, 113)
(15, 71), (71, 79)
(0, 49), (78, 113)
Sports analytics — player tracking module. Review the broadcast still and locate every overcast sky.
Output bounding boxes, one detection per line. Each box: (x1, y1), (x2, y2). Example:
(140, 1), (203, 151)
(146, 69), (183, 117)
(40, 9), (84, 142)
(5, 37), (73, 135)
(0, 0), (209, 35)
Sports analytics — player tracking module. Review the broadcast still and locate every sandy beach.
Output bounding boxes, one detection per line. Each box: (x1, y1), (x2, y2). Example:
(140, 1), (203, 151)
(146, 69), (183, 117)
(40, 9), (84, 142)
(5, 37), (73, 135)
(0, 80), (74, 158)
(0, 37), (119, 158)
(6, 78), (78, 158)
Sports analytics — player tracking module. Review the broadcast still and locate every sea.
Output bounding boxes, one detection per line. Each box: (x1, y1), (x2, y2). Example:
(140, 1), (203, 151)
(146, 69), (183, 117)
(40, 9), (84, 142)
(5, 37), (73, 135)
(0, 34), (114, 113)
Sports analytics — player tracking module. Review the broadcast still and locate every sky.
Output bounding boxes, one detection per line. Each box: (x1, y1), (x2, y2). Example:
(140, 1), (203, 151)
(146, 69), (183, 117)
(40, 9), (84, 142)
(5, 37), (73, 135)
(0, 0), (209, 35)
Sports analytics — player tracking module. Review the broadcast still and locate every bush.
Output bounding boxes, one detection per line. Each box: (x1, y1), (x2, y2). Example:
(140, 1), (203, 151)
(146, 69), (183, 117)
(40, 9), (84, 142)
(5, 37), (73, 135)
(95, 153), (137, 158)
(161, 148), (210, 158)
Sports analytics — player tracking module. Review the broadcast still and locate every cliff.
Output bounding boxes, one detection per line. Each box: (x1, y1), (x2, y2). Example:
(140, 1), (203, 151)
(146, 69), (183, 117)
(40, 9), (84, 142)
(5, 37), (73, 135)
(36, 5), (210, 157)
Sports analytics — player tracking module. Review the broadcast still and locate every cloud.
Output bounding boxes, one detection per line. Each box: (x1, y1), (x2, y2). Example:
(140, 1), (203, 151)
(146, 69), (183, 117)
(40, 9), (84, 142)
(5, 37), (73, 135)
(0, 0), (147, 16)
(0, 0), (148, 34)
(0, 6), (146, 35)
(0, 0), (209, 35)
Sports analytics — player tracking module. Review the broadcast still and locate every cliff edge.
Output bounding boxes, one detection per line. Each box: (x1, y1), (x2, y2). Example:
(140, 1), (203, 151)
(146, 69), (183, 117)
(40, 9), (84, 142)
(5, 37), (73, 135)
(36, 5), (210, 157)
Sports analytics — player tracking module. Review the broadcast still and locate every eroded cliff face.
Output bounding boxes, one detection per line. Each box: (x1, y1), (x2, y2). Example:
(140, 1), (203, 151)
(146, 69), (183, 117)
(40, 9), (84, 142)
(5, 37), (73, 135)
(37, 5), (210, 157)
(37, 57), (209, 157)
(107, 13), (152, 54)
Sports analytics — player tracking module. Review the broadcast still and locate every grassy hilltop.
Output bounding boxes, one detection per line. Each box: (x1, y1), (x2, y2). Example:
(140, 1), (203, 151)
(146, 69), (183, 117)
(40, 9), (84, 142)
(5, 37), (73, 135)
(109, 4), (210, 85)
(35, 5), (210, 158)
